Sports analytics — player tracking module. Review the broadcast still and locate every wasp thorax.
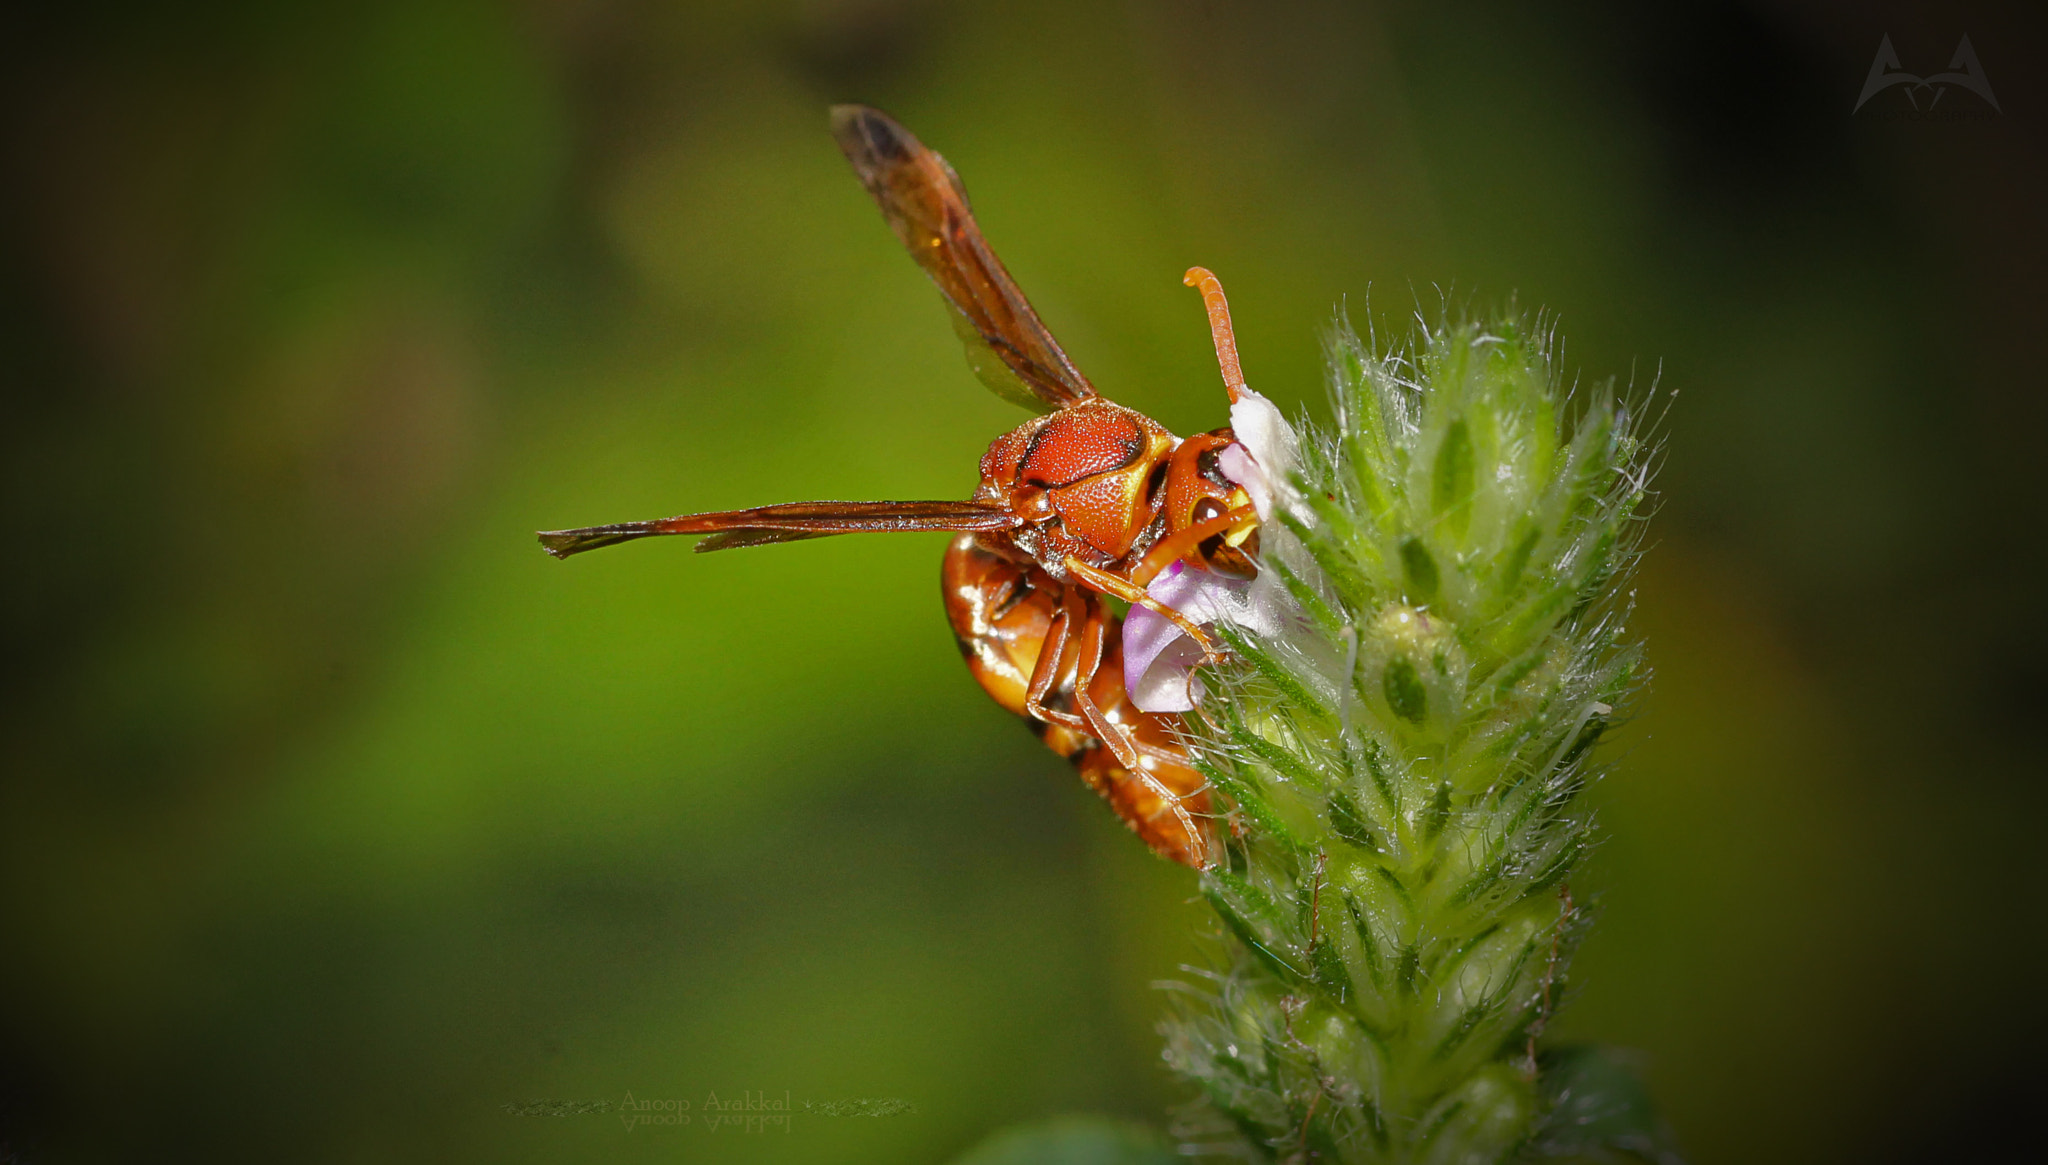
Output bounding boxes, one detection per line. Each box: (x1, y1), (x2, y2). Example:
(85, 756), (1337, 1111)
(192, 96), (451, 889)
(980, 400), (1176, 563)
(1019, 401), (1150, 487)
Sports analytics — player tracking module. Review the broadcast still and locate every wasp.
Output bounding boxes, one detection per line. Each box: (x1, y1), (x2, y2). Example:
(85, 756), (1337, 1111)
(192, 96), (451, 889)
(540, 106), (1262, 868)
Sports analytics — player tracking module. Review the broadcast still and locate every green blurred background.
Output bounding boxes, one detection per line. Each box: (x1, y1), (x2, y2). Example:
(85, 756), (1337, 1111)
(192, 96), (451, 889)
(3, 1), (2043, 1161)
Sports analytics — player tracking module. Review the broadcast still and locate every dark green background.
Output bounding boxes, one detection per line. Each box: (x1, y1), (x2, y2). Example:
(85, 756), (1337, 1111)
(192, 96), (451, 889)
(4, 1), (2043, 1162)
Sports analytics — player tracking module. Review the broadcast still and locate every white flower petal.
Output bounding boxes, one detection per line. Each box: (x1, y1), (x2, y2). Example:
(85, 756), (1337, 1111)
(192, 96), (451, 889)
(1225, 387), (1299, 521)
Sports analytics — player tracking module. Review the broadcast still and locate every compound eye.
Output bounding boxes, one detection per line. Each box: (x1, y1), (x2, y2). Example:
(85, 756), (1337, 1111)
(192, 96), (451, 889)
(1196, 443), (1235, 488)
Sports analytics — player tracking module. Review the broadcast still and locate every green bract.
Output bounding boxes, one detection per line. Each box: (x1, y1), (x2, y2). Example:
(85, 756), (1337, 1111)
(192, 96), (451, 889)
(1163, 313), (1657, 1164)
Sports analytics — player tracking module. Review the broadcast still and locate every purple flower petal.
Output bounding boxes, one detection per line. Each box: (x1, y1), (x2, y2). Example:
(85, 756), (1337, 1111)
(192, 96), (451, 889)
(1125, 565), (1213, 712)
(1123, 561), (1284, 713)
(1217, 443), (1269, 522)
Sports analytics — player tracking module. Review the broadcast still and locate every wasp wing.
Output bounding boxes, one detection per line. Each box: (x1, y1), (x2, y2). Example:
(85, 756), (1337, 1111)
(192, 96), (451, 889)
(539, 499), (1019, 559)
(689, 528), (836, 552)
(831, 104), (1097, 414)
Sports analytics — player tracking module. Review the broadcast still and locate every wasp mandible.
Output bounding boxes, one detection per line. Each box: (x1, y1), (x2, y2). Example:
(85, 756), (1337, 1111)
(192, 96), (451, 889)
(540, 106), (1269, 869)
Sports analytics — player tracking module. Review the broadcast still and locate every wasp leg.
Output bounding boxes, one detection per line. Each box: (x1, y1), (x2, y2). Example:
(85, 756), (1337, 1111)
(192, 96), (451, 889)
(1020, 584), (1091, 733)
(1062, 556), (1227, 665)
(1073, 748), (1210, 868)
(1067, 593), (1209, 865)
(1063, 590), (1142, 771)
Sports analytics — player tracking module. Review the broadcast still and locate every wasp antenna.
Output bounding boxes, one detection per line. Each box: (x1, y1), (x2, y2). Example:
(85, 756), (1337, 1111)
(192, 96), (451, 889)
(1183, 266), (1246, 404)
(537, 522), (662, 559)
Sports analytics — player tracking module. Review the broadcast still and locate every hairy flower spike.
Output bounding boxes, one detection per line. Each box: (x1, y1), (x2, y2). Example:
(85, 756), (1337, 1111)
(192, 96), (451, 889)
(1161, 312), (1658, 1164)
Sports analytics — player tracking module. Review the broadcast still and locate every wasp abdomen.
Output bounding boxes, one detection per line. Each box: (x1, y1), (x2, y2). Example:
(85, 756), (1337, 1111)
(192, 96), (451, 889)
(940, 534), (1211, 866)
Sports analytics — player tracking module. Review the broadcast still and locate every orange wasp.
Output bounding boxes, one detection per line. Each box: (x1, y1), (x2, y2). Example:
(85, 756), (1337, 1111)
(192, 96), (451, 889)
(540, 106), (1261, 868)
